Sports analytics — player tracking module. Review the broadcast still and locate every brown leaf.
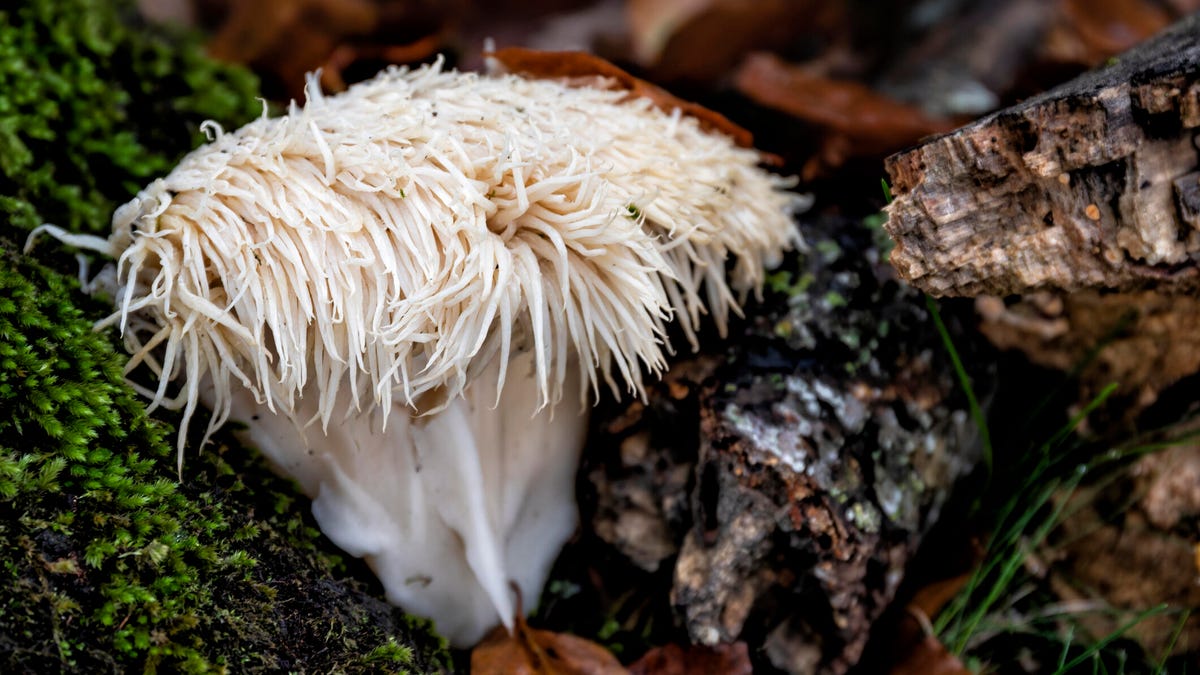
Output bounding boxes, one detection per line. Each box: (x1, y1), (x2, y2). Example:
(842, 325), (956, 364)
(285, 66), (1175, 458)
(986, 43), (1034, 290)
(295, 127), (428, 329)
(890, 635), (972, 675)
(486, 47), (755, 149)
(733, 52), (962, 177)
(321, 33), (445, 92)
(470, 614), (627, 675)
(879, 544), (981, 675)
(907, 572), (973, 622)
(202, 0), (452, 98)
(207, 0), (378, 73)
(627, 642), (752, 675)
(1042, 0), (1193, 67)
(625, 0), (840, 83)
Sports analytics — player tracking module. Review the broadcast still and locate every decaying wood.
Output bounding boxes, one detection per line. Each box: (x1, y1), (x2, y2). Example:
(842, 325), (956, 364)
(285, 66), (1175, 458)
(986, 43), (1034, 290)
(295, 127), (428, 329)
(884, 12), (1200, 297)
(977, 290), (1200, 413)
(583, 215), (980, 675)
(1044, 441), (1200, 657)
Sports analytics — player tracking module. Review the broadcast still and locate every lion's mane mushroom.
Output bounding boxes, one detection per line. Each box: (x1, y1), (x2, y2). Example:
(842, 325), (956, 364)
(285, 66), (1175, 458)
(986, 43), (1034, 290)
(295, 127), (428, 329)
(32, 59), (804, 645)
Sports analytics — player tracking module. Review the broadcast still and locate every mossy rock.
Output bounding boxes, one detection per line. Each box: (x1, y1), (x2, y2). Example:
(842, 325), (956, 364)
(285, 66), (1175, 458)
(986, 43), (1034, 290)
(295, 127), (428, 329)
(0, 1), (449, 671)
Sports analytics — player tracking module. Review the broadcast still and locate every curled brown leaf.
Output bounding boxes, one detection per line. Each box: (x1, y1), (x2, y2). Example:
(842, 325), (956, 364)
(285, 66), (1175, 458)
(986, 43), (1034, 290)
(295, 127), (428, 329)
(486, 46), (754, 149)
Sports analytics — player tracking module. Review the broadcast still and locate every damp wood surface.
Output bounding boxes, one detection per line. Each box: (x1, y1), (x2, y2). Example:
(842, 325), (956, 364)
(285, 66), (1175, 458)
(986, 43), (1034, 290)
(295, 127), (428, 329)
(884, 12), (1200, 297)
(575, 214), (980, 675)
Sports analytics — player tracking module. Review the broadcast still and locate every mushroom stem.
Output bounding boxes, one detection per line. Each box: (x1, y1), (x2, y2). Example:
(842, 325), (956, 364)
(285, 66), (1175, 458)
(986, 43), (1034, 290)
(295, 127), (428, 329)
(217, 349), (586, 646)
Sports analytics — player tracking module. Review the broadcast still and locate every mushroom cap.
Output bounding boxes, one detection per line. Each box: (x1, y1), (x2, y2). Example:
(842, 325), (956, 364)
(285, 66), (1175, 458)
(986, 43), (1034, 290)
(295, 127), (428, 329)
(108, 58), (803, 463)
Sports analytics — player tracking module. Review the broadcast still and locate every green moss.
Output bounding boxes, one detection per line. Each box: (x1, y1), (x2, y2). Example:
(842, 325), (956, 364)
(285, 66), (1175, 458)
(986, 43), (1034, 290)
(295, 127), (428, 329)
(363, 637), (416, 672)
(0, 1), (448, 671)
(0, 0), (259, 236)
(0, 249), (214, 669)
(0, 249), (450, 673)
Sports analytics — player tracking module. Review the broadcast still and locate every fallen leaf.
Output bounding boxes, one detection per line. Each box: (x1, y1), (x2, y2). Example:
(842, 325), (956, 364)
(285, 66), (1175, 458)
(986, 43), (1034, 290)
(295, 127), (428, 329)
(625, 0), (839, 82)
(321, 33), (445, 92)
(486, 46), (755, 149)
(907, 572), (974, 622)
(890, 634), (972, 675)
(1041, 0), (1190, 67)
(202, 0), (450, 98)
(471, 614), (627, 675)
(734, 52), (961, 177)
(627, 642), (752, 675)
(206, 0), (377, 96)
(882, 540), (982, 675)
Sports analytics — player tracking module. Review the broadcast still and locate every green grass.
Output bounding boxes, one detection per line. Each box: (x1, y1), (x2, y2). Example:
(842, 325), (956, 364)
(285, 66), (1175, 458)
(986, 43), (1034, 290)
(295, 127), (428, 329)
(925, 297), (1195, 673)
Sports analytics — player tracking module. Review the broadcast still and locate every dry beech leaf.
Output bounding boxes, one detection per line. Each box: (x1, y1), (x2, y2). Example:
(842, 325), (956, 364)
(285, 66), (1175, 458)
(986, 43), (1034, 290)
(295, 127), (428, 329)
(470, 615), (627, 675)
(486, 46), (755, 149)
(321, 33), (445, 91)
(1042, 0), (1188, 67)
(206, 0), (378, 96)
(625, 0), (836, 82)
(907, 573), (974, 622)
(890, 635), (972, 675)
(886, 555), (978, 675)
(734, 51), (961, 177)
(627, 642), (752, 675)
(203, 0), (451, 97)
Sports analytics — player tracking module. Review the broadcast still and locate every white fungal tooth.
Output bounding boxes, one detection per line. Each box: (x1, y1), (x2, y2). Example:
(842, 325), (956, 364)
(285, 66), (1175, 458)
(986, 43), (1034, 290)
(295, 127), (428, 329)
(60, 58), (804, 646)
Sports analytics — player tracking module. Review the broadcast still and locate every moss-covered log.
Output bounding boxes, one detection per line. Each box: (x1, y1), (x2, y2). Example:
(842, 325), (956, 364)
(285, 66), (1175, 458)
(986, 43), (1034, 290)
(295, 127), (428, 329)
(0, 0), (447, 670)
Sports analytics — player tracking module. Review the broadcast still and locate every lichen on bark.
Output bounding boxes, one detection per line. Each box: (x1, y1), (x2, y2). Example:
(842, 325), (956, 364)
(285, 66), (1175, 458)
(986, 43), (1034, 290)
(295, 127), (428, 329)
(581, 213), (981, 674)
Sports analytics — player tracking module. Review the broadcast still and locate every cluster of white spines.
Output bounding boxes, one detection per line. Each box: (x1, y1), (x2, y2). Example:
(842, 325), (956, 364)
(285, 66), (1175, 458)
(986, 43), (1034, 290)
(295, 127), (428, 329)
(105, 60), (803, 459)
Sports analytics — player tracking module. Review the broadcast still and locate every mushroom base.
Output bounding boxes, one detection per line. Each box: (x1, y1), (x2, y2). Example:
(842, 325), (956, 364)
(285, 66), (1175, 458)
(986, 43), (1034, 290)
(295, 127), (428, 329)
(211, 350), (587, 647)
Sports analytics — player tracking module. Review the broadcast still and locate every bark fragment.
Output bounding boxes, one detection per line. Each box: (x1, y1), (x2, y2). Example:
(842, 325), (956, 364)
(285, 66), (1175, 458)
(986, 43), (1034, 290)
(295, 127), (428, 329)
(884, 13), (1200, 297)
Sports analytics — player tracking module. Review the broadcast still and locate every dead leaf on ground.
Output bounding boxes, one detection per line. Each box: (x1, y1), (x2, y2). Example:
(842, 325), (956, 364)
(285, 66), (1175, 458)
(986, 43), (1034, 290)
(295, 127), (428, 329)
(321, 33), (446, 92)
(486, 46), (755, 149)
(200, 0), (450, 97)
(627, 642), (752, 675)
(471, 614), (627, 675)
(908, 573), (974, 623)
(1041, 0), (1198, 67)
(206, 0), (377, 94)
(625, 0), (841, 82)
(890, 634), (972, 675)
(734, 52), (962, 178)
(884, 540), (981, 675)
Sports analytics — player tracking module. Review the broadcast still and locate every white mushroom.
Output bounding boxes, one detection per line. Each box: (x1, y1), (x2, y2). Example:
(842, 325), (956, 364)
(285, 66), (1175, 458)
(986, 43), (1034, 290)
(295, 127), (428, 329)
(35, 59), (804, 646)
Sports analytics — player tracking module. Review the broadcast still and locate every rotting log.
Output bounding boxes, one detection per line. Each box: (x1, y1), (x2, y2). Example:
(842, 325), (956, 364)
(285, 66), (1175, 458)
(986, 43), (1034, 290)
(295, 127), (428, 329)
(582, 214), (980, 675)
(975, 290), (1200, 414)
(884, 12), (1200, 297)
(1046, 440), (1200, 659)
